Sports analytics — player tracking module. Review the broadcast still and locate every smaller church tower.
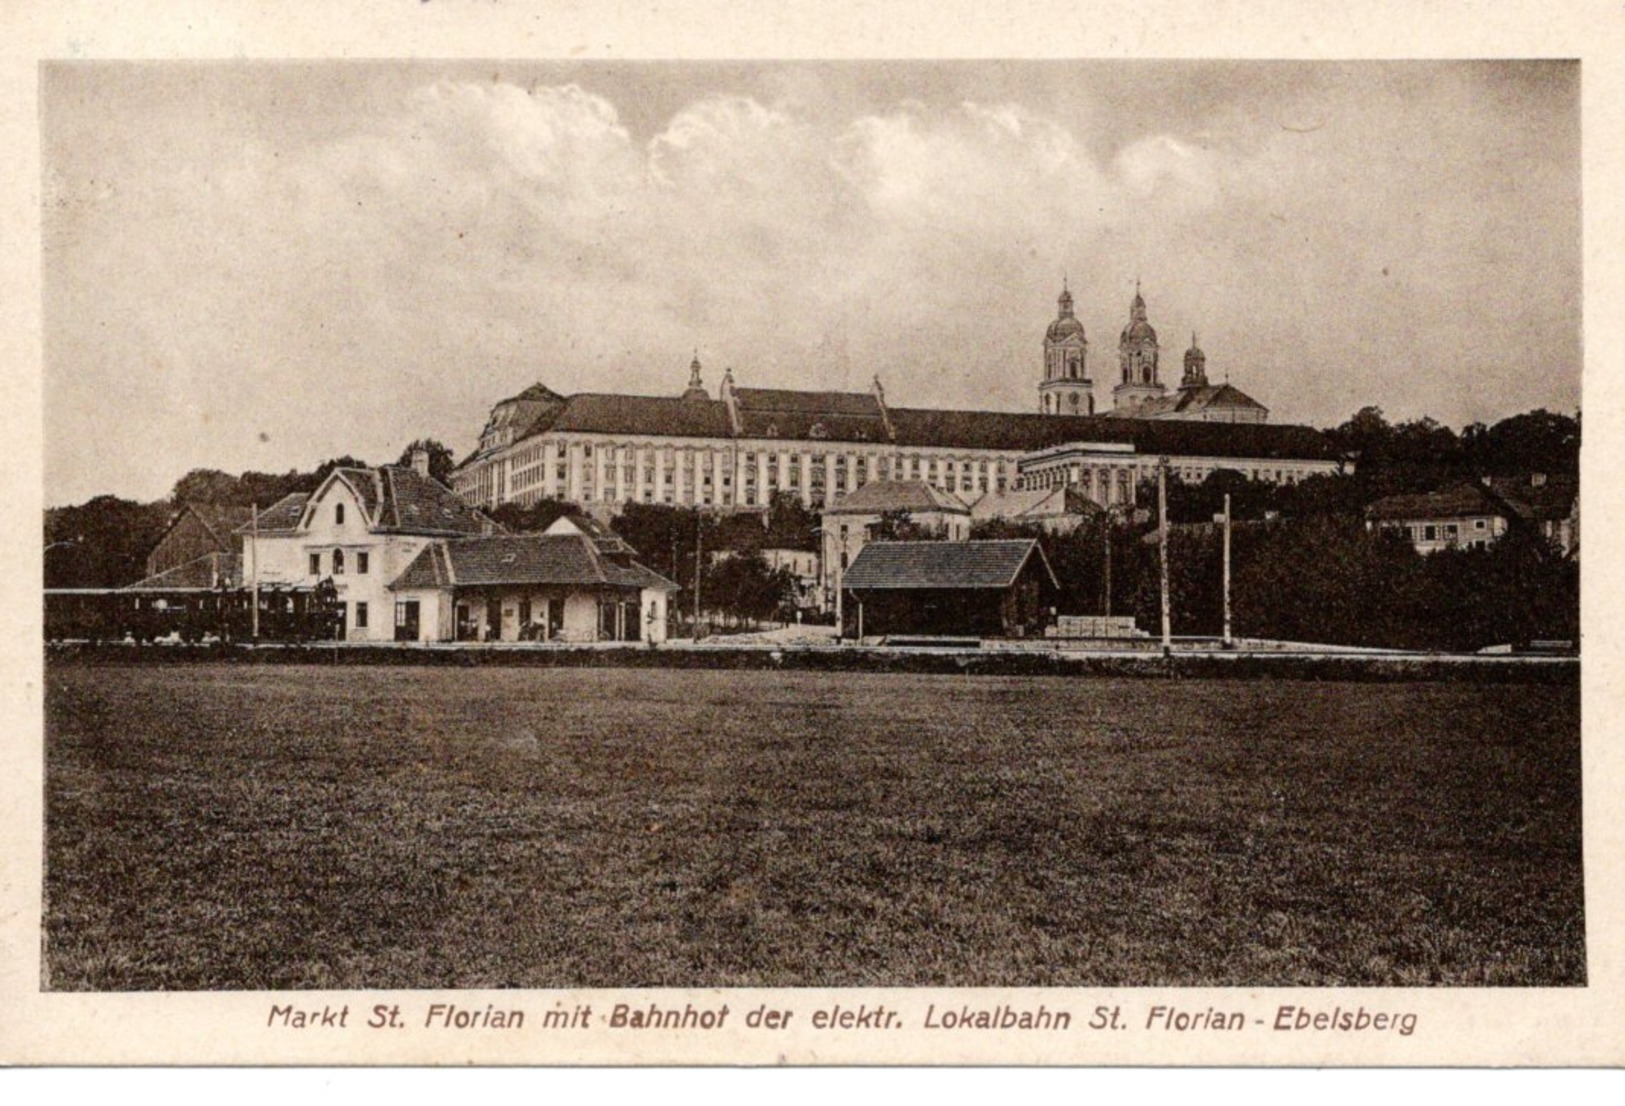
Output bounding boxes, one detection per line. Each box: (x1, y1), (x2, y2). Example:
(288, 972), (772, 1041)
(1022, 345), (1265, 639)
(1039, 281), (1093, 416)
(682, 352), (709, 401)
(1112, 281), (1167, 411)
(1180, 332), (1209, 390)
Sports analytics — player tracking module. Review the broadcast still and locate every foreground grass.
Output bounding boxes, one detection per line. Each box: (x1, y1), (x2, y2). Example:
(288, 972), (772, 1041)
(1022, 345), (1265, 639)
(44, 665), (1583, 989)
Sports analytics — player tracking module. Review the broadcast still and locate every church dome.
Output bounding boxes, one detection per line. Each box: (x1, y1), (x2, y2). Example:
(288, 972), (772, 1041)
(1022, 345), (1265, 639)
(1121, 318), (1158, 343)
(1046, 285), (1086, 342)
(1120, 285), (1157, 344)
(1047, 315), (1086, 342)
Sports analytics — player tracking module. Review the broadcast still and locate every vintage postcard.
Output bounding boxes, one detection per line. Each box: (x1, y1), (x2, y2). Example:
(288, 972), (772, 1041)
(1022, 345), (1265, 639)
(2, 0), (1622, 1068)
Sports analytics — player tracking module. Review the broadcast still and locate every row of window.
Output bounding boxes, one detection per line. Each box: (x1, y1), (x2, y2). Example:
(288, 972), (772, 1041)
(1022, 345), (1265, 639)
(310, 548), (370, 576)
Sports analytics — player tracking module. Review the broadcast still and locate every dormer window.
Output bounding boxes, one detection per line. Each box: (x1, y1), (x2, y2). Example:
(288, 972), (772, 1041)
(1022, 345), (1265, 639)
(335, 503), (345, 526)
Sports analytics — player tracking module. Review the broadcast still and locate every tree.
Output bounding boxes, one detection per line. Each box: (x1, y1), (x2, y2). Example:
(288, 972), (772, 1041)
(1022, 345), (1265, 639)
(397, 439), (458, 484)
(869, 508), (947, 542)
(764, 491), (818, 550)
(1465, 410), (1580, 476)
(44, 496), (173, 588)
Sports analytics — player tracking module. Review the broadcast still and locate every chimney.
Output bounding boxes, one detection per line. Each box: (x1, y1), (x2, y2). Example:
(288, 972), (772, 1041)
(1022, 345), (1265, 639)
(410, 446), (431, 477)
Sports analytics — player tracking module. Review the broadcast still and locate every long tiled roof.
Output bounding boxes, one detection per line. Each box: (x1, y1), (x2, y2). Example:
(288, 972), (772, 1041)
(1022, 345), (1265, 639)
(824, 479), (969, 516)
(391, 534), (678, 592)
(733, 387), (883, 417)
(548, 393), (734, 438)
(460, 383), (1340, 465)
(1365, 483), (1505, 522)
(843, 539), (1056, 591)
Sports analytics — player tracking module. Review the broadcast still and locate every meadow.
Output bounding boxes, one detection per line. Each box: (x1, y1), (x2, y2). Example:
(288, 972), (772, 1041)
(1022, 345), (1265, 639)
(44, 663), (1583, 989)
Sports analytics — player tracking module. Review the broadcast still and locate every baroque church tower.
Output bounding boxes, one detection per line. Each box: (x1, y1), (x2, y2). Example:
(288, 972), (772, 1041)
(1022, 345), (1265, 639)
(1112, 280), (1167, 411)
(1039, 281), (1094, 415)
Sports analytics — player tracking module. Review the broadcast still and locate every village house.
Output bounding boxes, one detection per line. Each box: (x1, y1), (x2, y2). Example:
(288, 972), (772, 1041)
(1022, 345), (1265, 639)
(1365, 474), (1578, 557)
(240, 450), (500, 641)
(840, 539), (1059, 640)
(388, 514), (677, 643)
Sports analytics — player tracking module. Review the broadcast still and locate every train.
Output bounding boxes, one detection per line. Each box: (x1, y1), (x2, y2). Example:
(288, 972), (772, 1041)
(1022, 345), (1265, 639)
(44, 581), (343, 644)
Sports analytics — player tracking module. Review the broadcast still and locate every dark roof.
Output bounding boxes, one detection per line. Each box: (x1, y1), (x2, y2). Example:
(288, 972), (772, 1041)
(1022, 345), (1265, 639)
(548, 393), (733, 438)
(123, 552), (242, 591)
(824, 480), (969, 516)
(373, 465), (492, 534)
(843, 539), (1056, 591)
(1365, 483), (1506, 522)
(733, 387), (882, 417)
(235, 493), (310, 534)
(456, 384), (1338, 464)
(391, 534), (678, 592)
(1486, 475), (1577, 522)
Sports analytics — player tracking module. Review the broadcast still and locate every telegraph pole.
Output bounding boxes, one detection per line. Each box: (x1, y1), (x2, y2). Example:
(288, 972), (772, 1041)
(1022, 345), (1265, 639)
(1222, 492), (1233, 647)
(250, 502), (260, 641)
(1102, 512), (1112, 617)
(1157, 459), (1171, 653)
(693, 510), (702, 637)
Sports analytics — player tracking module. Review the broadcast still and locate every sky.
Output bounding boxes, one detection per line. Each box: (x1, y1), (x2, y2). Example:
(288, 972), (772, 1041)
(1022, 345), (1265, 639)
(42, 60), (1581, 506)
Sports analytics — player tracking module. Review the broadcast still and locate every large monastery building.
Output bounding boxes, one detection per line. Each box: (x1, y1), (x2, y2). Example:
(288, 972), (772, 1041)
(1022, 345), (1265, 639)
(452, 286), (1338, 514)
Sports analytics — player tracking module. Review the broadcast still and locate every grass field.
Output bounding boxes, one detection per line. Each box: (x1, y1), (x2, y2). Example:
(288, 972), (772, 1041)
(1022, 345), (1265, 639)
(44, 663), (1583, 989)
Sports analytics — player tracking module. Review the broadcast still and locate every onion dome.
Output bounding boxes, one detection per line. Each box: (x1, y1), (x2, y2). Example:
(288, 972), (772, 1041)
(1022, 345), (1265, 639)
(1120, 281), (1158, 344)
(1046, 283), (1086, 342)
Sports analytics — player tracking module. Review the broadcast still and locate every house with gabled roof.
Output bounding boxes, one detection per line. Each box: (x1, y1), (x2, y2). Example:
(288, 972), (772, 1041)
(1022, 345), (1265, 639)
(238, 449), (500, 641)
(389, 514), (678, 644)
(840, 538), (1059, 639)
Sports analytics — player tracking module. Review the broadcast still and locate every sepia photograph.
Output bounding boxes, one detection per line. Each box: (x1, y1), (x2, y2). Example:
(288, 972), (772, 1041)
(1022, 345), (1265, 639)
(36, 56), (1585, 1001)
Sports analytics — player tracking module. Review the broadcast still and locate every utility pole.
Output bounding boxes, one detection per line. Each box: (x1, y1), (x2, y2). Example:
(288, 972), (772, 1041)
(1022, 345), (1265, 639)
(1102, 512), (1112, 618)
(1158, 459), (1171, 654)
(1222, 492), (1233, 647)
(250, 502), (260, 642)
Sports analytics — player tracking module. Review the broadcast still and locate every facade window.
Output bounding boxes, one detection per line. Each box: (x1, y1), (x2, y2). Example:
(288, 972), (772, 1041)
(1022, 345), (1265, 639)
(333, 548), (345, 574)
(355, 601), (368, 629)
(309, 552), (321, 576)
(335, 503), (345, 526)
(357, 551), (369, 575)
(1475, 519), (1487, 531)
(1423, 525), (1437, 542)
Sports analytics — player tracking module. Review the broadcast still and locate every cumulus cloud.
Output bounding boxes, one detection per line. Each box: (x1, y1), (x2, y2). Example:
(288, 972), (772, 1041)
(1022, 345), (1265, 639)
(44, 64), (1579, 504)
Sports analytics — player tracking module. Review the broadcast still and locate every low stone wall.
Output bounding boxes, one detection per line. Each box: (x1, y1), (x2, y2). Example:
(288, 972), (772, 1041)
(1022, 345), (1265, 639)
(44, 641), (1578, 684)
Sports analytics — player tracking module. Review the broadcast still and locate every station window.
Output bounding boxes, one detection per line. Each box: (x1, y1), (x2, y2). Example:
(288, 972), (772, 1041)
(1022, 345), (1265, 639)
(355, 602), (368, 629)
(357, 551), (369, 575)
(333, 548), (345, 575)
(309, 552), (320, 576)
(335, 503), (345, 526)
